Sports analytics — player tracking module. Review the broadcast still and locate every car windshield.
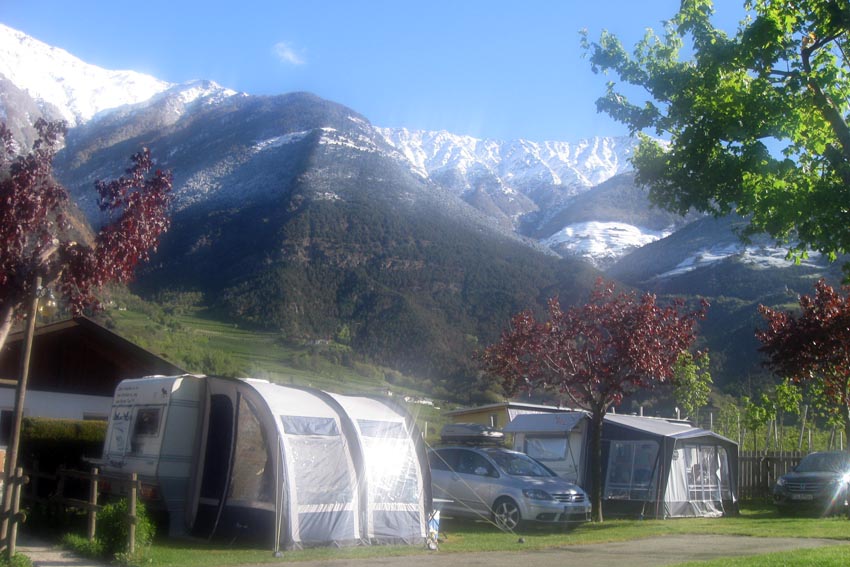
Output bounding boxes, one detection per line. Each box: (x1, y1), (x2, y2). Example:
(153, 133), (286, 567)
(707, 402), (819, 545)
(486, 450), (554, 477)
(796, 452), (850, 473)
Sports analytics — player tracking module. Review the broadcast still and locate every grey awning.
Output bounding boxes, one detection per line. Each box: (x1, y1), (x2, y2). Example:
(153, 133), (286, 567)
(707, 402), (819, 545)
(503, 411), (587, 433)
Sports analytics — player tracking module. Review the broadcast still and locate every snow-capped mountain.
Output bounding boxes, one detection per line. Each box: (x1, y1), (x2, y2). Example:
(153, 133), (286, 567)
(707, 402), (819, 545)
(0, 22), (827, 278)
(0, 23), (171, 126)
(0, 22), (656, 266)
(378, 127), (650, 264)
(380, 128), (635, 191)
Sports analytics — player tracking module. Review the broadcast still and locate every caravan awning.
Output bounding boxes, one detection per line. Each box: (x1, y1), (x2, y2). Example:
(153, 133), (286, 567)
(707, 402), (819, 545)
(503, 411), (587, 433)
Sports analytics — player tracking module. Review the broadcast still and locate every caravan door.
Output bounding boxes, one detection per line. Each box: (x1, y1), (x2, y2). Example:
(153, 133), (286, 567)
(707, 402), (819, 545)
(191, 378), (277, 542)
(192, 391), (235, 536)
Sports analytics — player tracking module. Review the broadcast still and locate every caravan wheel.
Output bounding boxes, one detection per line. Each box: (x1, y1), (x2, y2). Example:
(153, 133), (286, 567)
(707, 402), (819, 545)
(492, 498), (521, 531)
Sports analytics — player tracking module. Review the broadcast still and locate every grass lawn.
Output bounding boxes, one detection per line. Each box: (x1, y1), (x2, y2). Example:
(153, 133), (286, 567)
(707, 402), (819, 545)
(62, 504), (847, 567)
(428, 505), (850, 552)
(675, 546), (850, 567)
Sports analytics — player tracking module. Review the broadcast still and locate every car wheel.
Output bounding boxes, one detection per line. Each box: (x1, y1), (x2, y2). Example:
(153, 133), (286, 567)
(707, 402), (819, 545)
(493, 498), (521, 531)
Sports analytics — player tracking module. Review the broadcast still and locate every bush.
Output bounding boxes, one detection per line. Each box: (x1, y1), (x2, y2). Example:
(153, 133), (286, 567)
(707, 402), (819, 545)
(61, 533), (104, 560)
(0, 554), (32, 567)
(95, 499), (155, 559)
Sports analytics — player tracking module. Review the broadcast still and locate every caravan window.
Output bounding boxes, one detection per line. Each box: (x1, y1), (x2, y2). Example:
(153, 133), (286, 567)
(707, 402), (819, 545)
(524, 436), (568, 461)
(129, 407), (161, 456)
(605, 441), (659, 500)
(133, 408), (161, 436)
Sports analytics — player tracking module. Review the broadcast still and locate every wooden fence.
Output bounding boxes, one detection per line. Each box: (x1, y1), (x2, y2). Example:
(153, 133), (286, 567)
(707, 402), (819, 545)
(12, 465), (141, 555)
(737, 451), (804, 501)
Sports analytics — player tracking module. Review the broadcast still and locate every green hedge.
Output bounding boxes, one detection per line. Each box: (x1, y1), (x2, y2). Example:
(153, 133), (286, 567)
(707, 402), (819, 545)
(19, 417), (107, 472)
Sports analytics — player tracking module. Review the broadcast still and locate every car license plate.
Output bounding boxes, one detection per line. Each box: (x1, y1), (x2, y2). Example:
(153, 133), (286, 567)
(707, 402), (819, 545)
(791, 493), (813, 500)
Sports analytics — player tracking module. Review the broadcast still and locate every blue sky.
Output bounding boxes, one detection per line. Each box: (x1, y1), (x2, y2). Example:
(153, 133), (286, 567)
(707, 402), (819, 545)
(4, 0), (745, 142)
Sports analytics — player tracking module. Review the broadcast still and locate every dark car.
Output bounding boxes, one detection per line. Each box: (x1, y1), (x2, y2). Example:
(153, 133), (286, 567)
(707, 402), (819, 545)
(772, 451), (850, 516)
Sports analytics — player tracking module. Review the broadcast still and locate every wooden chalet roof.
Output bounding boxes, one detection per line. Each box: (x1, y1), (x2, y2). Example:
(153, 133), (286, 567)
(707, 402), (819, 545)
(0, 317), (184, 397)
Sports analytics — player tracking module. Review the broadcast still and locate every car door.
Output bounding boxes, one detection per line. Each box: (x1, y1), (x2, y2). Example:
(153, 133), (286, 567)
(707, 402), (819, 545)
(429, 448), (456, 503)
(435, 448), (497, 518)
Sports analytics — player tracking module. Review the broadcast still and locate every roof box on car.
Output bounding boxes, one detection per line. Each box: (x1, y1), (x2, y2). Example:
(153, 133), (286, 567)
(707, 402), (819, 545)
(440, 423), (505, 445)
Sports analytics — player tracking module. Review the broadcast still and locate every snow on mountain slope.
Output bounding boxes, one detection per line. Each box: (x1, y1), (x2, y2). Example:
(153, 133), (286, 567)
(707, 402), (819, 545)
(655, 244), (822, 280)
(0, 23), (171, 125)
(96, 79), (240, 128)
(378, 127), (636, 193)
(379, 127), (649, 263)
(544, 221), (673, 268)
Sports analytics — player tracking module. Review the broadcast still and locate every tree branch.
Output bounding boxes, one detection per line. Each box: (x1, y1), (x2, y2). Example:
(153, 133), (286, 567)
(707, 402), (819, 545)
(802, 39), (850, 166)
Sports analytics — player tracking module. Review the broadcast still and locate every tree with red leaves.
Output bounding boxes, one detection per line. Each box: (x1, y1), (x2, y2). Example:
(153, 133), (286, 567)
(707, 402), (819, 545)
(0, 119), (173, 352)
(758, 279), (850, 451)
(480, 278), (708, 522)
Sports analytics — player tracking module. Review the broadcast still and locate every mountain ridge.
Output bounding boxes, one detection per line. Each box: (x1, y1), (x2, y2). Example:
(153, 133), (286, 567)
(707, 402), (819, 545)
(0, 23), (172, 126)
(4, 22), (847, 403)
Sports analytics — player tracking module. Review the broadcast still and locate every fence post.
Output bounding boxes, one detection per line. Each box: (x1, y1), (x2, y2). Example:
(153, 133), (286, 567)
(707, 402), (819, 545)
(88, 468), (99, 542)
(56, 466), (66, 502)
(8, 468), (23, 558)
(54, 467), (66, 525)
(128, 473), (137, 555)
(31, 461), (39, 503)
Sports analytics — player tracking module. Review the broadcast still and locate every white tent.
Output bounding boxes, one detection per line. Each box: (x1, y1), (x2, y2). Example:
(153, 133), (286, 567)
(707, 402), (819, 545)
(101, 375), (431, 550)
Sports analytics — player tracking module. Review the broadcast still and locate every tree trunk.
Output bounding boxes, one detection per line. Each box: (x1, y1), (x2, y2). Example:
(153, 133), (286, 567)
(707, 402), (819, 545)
(0, 304), (15, 354)
(590, 409), (605, 522)
(1, 277), (39, 553)
(844, 409), (850, 454)
(798, 405), (808, 451)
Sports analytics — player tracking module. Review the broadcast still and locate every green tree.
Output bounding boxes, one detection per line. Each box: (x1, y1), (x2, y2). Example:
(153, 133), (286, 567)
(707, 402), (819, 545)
(773, 378), (802, 450)
(716, 401), (741, 443)
(582, 0), (850, 272)
(742, 394), (772, 452)
(672, 351), (712, 423)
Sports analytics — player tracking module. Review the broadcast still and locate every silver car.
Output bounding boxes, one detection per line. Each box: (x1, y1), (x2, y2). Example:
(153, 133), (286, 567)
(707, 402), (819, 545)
(428, 445), (591, 530)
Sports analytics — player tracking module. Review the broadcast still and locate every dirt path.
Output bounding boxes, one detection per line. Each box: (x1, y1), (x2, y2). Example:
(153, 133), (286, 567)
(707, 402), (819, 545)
(265, 535), (846, 567)
(17, 534), (107, 567)
(16, 533), (848, 567)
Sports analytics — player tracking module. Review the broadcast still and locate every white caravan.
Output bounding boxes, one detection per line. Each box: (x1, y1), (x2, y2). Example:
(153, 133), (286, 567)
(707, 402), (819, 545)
(99, 375), (431, 550)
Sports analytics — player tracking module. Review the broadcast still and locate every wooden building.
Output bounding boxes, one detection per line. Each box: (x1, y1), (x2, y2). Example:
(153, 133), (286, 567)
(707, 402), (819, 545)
(0, 317), (184, 441)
